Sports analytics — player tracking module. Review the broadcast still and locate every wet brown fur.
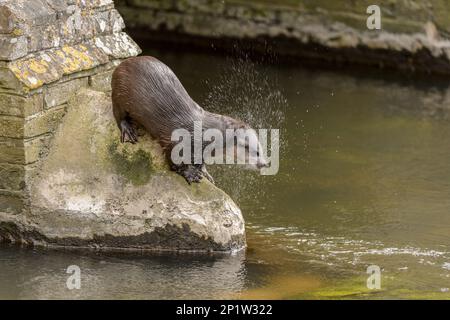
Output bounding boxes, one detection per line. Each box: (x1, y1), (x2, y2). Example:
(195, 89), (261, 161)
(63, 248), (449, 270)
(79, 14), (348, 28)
(111, 56), (248, 183)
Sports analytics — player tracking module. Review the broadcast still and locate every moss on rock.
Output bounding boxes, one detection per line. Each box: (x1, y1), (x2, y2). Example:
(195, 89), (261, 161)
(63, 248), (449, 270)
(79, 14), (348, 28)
(108, 141), (154, 185)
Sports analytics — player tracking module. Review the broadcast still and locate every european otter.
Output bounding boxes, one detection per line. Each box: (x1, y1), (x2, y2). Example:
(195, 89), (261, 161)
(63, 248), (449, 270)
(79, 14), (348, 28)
(112, 56), (268, 184)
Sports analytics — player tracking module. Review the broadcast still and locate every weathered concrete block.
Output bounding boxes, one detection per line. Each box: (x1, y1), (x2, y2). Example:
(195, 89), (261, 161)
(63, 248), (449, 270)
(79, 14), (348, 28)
(27, 23), (61, 53)
(61, 6), (96, 43)
(0, 0), (244, 254)
(89, 69), (113, 91)
(94, 33), (141, 58)
(44, 77), (88, 109)
(45, 0), (70, 13)
(0, 115), (23, 138)
(24, 134), (52, 165)
(0, 107), (64, 139)
(110, 9), (126, 33)
(0, 191), (24, 215)
(0, 163), (24, 191)
(0, 93), (43, 117)
(24, 107), (66, 139)
(0, 35), (27, 60)
(13, 0), (57, 27)
(0, 66), (23, 91)
(0, 5), (14, 34)
(0, 137), (24, 164)
(92, 8), (111, 35)
(89, 0), (115, 9)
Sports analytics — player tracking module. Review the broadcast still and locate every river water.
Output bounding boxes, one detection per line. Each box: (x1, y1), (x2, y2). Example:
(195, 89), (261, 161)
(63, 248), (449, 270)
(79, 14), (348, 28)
(1, 48), (450, 299)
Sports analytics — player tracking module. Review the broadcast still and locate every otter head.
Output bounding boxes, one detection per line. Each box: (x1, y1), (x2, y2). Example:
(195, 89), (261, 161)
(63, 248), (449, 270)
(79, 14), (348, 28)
(224, 118), (270, 170)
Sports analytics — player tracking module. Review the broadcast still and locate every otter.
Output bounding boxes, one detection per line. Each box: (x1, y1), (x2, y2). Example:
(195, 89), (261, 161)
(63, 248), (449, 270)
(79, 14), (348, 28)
(111, 56), (268, 184)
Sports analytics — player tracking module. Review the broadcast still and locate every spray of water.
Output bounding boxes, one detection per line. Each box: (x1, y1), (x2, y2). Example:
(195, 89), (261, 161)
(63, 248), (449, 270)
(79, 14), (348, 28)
(202, 53), (288, 205)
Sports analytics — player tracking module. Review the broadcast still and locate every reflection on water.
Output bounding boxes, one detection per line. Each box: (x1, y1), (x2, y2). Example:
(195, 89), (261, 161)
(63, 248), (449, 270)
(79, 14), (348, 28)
(1, 49), (450, 299)
(0, 245), (246, 299)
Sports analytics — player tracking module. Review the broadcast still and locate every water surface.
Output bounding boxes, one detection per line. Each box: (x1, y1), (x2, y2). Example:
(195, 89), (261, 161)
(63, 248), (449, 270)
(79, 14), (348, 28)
(1, 49), (450, 299)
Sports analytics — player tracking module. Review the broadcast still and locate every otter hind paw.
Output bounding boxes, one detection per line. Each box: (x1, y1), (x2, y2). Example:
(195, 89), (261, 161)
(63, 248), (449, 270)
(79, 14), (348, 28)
(120, 120), (138, 144)
(183, 166), (203, 184)
(172, 164), (204, 184)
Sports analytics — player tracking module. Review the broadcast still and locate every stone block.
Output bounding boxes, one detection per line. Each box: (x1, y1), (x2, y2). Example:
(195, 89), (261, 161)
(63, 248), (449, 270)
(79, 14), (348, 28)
(27, 23), (61, 53)
(0, 5), (15, 34)
(61, 6), (95, 44)
(0, 191), (24, 215)
(44, 77), (88, 109)
(0, 115), (23, 138)
(94, 33), (141, 58)
(24, 134), (52, 164)
(7, 0), (57, 28)
(0, 163), (25, 191)
(110, 9), (126, 33)
(0, 35), (27, 61)
(0, 137), (24, 164)
(89, 69), (113, 91)
(93, 8), (111, 35)
(24, 107), (66, 139)
(0, 93), (43, 117)
(0, 66), (23, 91)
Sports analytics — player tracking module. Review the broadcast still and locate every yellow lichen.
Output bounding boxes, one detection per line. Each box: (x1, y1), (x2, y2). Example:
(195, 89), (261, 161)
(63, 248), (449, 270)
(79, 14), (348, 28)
(7, 40), (105, 90)
(12, 28), (23, 36)
(9, 58), (46, 90)
(55, 50), (65, 59)
(28, 60), (48, 74)
(60, 45), (94, 73)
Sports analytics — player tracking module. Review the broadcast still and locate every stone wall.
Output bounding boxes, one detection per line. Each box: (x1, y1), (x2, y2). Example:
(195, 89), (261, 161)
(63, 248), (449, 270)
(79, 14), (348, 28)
(116, 0), (450, 74)
(0, 0), (246, 252)
(0, 0), (140, 217)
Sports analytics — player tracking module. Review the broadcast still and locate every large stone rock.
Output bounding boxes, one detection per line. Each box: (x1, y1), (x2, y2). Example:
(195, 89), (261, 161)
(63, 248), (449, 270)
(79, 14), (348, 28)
(0, 89), (246, 252)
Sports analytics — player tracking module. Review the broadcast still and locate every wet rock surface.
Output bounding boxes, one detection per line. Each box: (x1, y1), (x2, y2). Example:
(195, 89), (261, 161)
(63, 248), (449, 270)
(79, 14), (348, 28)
(0, 89), (246, 252)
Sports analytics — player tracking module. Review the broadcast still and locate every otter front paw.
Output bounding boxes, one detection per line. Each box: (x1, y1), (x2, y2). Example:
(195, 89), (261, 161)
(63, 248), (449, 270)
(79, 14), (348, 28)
(120, 120), (138, 144)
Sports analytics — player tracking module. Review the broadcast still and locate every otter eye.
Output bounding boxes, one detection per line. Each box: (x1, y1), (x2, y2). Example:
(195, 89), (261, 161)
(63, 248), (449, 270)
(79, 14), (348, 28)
(256, 151), (260, 156)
